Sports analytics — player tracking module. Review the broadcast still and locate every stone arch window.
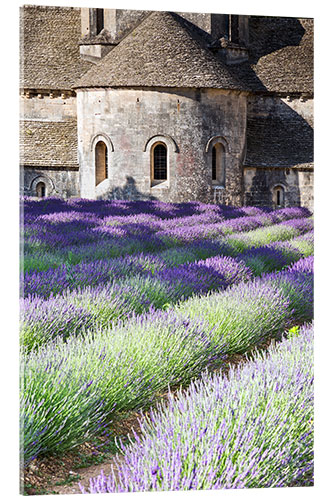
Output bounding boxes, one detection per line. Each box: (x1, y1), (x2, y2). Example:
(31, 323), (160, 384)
(95, 141), (108, 186)
(143, 135), (178, 189)
(273, 185), (285, 207)
(211, 143), (226, 186)
(206, 136), (228, 188)
(152, 142), (167, 183)
(30, 175), (54, 197)
(36, 181), (46, 198)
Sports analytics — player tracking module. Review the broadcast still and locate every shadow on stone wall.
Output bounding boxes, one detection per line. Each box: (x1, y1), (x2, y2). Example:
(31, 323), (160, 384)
(246, 100), (313, 168)
(98, 176), (157, 201)
(244, 94), (313, 207)
(248, 17), (306, 64)
(245, 168), (301, 207)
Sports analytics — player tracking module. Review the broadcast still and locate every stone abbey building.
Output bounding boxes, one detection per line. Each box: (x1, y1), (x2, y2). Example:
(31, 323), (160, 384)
(20, 5), (314, 208)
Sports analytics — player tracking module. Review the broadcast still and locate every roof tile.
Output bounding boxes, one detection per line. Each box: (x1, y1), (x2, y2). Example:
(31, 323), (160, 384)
(20, 5), (93, 90)
(74, 11), (248, 91)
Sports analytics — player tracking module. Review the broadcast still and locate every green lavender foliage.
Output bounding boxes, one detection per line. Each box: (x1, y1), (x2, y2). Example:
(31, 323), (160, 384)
(176, 280), (291, 354)
(21, 310), (223, 465)
(82, 323), (313, 492)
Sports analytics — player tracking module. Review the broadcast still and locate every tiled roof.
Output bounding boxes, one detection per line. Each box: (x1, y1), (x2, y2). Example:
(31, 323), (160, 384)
(74, 11), (248, 91)
(244, 111), (314, 168)
(235, 17), (313, 94)
(20, 120), (78, 168)
(20, 5), (93, 90)
(20, 7), (313, 95)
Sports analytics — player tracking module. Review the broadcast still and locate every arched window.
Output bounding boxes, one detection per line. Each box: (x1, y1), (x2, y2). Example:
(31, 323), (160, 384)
(152, 143), (167, 184)
(95, 141), (108, 186)
(212, 146), (217, 181)
(36, 182), (46, 198)
(273, 185), (285, 207)
(212, 143), (225, 186)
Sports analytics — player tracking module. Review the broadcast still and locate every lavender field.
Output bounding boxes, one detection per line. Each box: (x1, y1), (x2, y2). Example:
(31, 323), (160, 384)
(20, 197), (314, 493)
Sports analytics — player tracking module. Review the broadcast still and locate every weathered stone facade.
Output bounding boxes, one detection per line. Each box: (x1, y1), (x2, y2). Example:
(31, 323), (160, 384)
(77, 87), (247, 204)
(243, 167), (313, 208)
(20, 90), (80, 197)
(22, 168), (80, 199)
(243, 95), (314, 209)
(19, 6), (314, 208)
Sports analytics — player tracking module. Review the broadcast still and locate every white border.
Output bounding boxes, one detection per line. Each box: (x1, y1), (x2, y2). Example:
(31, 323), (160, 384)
(4, 2), (331, 500)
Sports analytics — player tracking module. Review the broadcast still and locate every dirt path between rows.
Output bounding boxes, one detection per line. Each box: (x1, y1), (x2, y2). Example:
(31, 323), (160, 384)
(50, 458), (122, 495)
(23, 342), (275, 495)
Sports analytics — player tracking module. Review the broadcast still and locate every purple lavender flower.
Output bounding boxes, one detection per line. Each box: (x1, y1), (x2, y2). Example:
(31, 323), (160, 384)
(81, 323), (313, 492)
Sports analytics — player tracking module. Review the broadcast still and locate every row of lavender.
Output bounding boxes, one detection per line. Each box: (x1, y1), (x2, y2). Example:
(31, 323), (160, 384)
(23, 216), (313, 298)
(23, 198), (311, 273)
(82, 323), (313, 492)
(21, 227), (313, 352)
(21, 199), (314, 482)
(22, 256), (313, 465)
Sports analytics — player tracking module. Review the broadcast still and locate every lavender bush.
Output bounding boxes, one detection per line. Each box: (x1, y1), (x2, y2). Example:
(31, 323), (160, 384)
(81, 323), (313, 493)
(263, 256), (314, 323)
(177, 280), (291, 354)
(177, 256), (313, 353)
(21, 255), (252, 350)
(22, 259), (313, 463)
(22, 223), (312, 299)
(23, 200), (311, 274)
(287, 230), (314, 257)
(20, 295), (95, 351)
(223, 217), (313, 254)
(22, 254), (152, 298)
(21, 310), (223, 464)
(154, 256), (253, 300)
(20, 198), (314, 471)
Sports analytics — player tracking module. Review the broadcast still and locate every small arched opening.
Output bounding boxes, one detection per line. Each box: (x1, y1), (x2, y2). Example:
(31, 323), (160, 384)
(95, 140), (108, 186)
(273, 185), (285, 208)
(151, 142), (167, 185)
(212, 143), (225, 187)
(36, 181), (46, 198)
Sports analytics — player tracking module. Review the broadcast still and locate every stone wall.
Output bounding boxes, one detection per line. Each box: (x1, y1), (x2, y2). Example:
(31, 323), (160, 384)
(77, 87), (247, 204)
(22, 167), (80, 198)
(20, 93), (77, 121)
(243, 167), (313, 210)
(20, 93), (80, 197)
(243, 95), (313, 210)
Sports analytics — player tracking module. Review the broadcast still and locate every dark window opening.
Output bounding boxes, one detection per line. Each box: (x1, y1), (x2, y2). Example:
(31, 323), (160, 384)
(211, 143), (225, 187)
(36, 182), (46, 198)
(273, 186), (285, 207)
(212, 146), (217, 181)
(230, 15), (239, 44)
(276, 189), (281, 206)
(90, 8), (104, 36)
(221, 14), (229, 40)
(95, 141), (108, 186)
(96, 9), (104, 34)
(153, 144), (167, 181)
